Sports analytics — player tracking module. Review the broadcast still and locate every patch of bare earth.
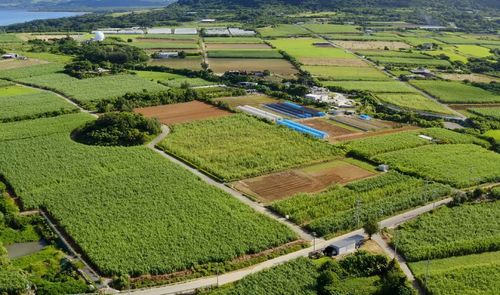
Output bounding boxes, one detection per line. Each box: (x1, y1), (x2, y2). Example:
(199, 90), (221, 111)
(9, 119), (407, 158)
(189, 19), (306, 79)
(134, 101), (232, 125)
(335, 41), (410, 50)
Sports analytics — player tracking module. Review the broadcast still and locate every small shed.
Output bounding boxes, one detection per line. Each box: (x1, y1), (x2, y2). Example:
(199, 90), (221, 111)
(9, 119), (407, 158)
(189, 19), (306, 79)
(377, 164), (390, 172)
(324, 234), (365, 257)
(156, 52), (179, 59)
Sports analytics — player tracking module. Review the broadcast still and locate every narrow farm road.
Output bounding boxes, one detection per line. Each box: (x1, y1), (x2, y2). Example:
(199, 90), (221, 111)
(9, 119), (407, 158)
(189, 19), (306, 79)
(147, 125), (316, 241)
(129, 197), (453, 295)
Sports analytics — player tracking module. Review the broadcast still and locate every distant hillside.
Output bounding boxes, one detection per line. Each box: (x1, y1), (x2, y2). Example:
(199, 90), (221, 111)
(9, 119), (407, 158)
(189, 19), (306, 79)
(0, 0), (174, 10)
(178, 0), (500, 10)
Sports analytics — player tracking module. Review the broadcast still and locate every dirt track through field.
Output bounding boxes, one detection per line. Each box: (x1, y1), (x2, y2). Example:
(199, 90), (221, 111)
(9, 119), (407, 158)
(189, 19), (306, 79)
(135, 101), (232, 125)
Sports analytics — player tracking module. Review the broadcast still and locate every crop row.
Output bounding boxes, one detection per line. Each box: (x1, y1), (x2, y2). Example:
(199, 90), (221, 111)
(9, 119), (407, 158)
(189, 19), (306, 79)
(468, 107), (500, 120)
(271, 172), (451, 237)
(395, 201), (500, 262)
(0, 114), (297, 276)
(207, 50), (283, 59)
(410, 80), (500, 103)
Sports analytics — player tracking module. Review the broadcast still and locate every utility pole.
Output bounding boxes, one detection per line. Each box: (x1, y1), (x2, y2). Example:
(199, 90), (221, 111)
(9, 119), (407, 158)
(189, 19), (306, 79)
(312, 232), (317, 251)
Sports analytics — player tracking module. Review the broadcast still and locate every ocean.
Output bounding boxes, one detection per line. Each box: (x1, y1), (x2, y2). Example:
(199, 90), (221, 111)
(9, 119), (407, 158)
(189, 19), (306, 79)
(0, 10), (84, 26)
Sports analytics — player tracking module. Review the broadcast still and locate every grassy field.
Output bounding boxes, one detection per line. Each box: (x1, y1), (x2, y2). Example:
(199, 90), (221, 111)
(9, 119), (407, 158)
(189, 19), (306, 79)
(304, 65), (391, 81)
(455, 45), (493, 58)
(484, 130), (500, 143)
(368, 56), (451, 67)
(410, 80), (500, 103)
(425, 48), (468, 63)
(356, 50), (433, 59)
(269, 38), (356, 59)
(322, 80), (419, 93)
(0, 113), (297, 276)
(207, 50), (282, 59)
(132, 41), (199, 49)
(0, 85), (77, 121)
(395, 201), (500, 262)
(374, 144), (500, 188)
(149, 56), (203, 70)
(158, 114), (341, 181)
(271, 172), (450, 237)
(0, 63), (65, 79)
(257, 25), (311, 37)
(409, 251), (500, 295)
(375, 93), (454, 114)
(302, 24), (360, 34)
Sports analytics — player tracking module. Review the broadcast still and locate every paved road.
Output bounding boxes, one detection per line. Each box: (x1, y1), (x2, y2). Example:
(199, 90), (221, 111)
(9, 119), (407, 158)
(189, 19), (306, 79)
(147, 125), (316, 241)
(129, 197), (452, 295)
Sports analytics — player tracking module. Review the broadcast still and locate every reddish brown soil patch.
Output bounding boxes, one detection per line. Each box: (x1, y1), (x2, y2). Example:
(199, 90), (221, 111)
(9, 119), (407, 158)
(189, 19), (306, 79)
(301, 119), (356, 138)
(233, 161), (375, 202)
(135, 101), (232, 125)
(334, 126), (419, 142)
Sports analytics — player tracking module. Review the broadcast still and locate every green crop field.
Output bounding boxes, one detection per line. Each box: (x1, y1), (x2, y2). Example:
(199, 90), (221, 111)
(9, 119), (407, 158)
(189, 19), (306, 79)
(302, 24), (360, 34)
(304, 66), (390, 81)
(395, 201), (500, 262)
(0, 34), (22, 43)
(325, 34), (402, 41)
(0, 113), (297, 276)
(346, 128), (490, 159)
(484, 130), (500, 143)
(158, 114), (341, 181)
(356, 50), (433, 59)
(425, 48), (468, 63)
(435, 36), (500, 46)
(410, 251), (500, 295)
(271, 172), (451, 237)
(204, 37), (263, 44)
(374, 144), (500, 188)
(0, 85), (77, 122)
(207, 50), (282, 59)
(269, 38), (356, 59)
(16, 73), (167, 107)
(468, 107), (500, 120)
(134, 71), (215, 87)
(0, 63), (65, 79)
(368, 56), (451, 67)
(410, 80), (500, 103)
(257, 24), (311, 37)
(375, 93), (455, 114)
(321, 80), (419, 93)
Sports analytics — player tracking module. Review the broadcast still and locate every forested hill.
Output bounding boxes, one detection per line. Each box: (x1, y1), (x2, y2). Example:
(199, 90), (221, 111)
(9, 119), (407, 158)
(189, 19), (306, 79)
(0, 0), (173, 10)
(178, 0), (500, 10)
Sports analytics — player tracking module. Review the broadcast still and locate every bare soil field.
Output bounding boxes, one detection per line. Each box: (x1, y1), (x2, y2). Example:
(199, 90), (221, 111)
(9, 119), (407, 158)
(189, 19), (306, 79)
(233, 160), (375, 202)
(205, 43), (272, 50)
(135, 101), (232, 125)
(335, 125), (419, 142)
(217, 94), (279, 108)
(439, 73), (499, 83)
(335, 41), (411, 50)
(0, 58), (48, 70)
(299, 57), (369, 67)
(208, 58), (298, 76)
(149, 58), (202, 70)
(300, 118), (357, 139)
(330, 116), (398, 131)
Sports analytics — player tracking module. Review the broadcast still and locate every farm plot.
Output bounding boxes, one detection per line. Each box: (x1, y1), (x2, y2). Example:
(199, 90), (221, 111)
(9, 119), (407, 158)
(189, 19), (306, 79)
(134, 70), (214, 87)
(455, 45), (493, 58)
(15, 73), (168, 107)
(368, 56), (451, 67)
(269, 38), (356, 60)
(149, 56), (203, 70)
(356, 50), (433, 59)
(409, 252), (500, 295)
(322, 80), (418, 93)
(468, 107), (500, 120)
(304, 66), (390, 81)
(302, 24), (361, 34)
(425, 48), (468, 63)
(205, 43), (271, 50)
(208, 58), (298, 76)
(233, 159), (375, 202)
(0, 85), (77, 122)
(374, 144), (500, 187)
(439, 73), (499, 83)
(132, 40), (199, 50)
(0, 58), (48, 71)
(325, 34), (402, 42)
(334, 41), (411, 50)
(0, 114), (297, 276)
(207, 50), (282, 59)
(271, 172), (451, 237)
(0, 63), (65, 79)
(395, 201), (500, 262)
(257, 25), (311, 37)
(330, 116), (396, 131)
(203, 37), (263, 44)
(301, 118), (358, 138)
(216, 94), (279, 108)
(158, 114), (341, 181)
(135, 101), (232, 126)
(410, 80), (500, 103)
(375, 93), (454, 115)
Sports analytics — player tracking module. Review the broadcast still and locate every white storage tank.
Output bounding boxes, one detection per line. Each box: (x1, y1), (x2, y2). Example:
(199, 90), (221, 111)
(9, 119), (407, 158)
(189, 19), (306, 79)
(94, 31), (105, 42)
